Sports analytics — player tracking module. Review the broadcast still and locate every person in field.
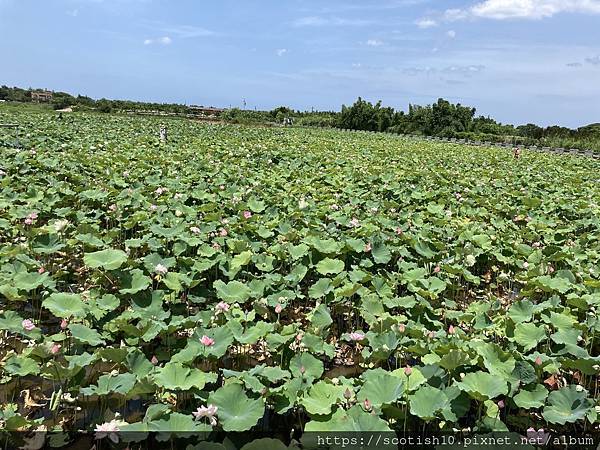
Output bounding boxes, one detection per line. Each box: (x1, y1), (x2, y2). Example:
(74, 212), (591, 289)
(513, 147), (521, 159)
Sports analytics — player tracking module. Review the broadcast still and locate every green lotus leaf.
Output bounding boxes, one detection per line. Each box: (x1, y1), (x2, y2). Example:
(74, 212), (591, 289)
(358, 370), (404, 407)
(43, 293), (87, 318)
(514, 322), (546, 351)
(301, 381), (346, 416)
(147, 412), (211, 438)
(456, 371), (508, 401)
(12, 271), (50, 292)
(4, 355), (40, 377)
(81, 372), (136, 396)
(214, 279), (252, 303)
(308, 304), (332, 334)
(304, 405), (392, 432)
(119, 269), (151, 294)
(68, 324), (106, 346)
(371, 241), (392, 264)
(289, 352), (324, 379)
(542, 386), (592, 425)
(208, 383), (265, 432)
(308, 278), (333, 298)
(409, 385), (447, 420)
(315, 258), (345, 275)
(508, 300), (534, 323)
(153, 362), (217, 391)
(84, 248), (128, 270)
(513, 385), (549, 409)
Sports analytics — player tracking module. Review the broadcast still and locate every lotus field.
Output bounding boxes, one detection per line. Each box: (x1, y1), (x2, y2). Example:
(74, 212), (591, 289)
(1, 109), (600, 447)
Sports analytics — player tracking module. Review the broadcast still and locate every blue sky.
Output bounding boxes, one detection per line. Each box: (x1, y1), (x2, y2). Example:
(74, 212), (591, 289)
(1, 0), (599, 127)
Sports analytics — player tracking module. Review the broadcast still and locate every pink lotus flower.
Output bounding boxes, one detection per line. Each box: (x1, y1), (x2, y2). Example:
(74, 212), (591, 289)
(38, 267), (45, 274)
(200, 335), (215, 346)
(404, 366), (413, 376)
(548, 265), (555, 274)
(398, 323), (406, 333)
(349, 218), (360, 228)
(275, 304), (283, 314)
(150, 204), (158, 211)
(433, 265), (441, 273)
(219, 228), (228, 237)
(154, 264), (168, 275)
(243, 211), (252, 219)
(51, 344), (61, 354)
(497, 400), (505, 409)
(192, 404), (218, 425)
(523, 262), (529, 269)
(155, 187), (165, 195)
(29, 212), (38, 220)
(190, 226), (201, 234)
(364, 243), (372, 252)
(95, 420), (121, 443)
(448, 325), (456, 335)
(108, 204), (117, 212)
(212, 243), (221, 250)
(24, 218), (33, 225)
(22, 319), (35, 331)
(151, 355), (159, 365)
(296, 333), (303, 342)
(427, 331), (435, 339)
(535, 356), (543, 366)
(363, 398), (372, 411)
(216, 302), (230, 313)
(299, 365), (306, 375)
(349, 332), (365, 342)
(60, 319), (68, 330)
(395, 227), (403, 235)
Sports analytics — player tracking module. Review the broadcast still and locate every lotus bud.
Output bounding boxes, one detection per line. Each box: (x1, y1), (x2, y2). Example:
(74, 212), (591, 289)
(398, 323), (406, 333)
(460, 372), (465, 379)
(344, 388), (353, 400)
(275, 304), (283, 314)
(535, 356), (543, 366)
(497, 400), (505, 409)
(363, 398), (372, 411)
(448, 325), (456, 335)
(404, 366), (413, 376)
(151, 355), (159, 365)
(60, 319), (68, 330)
(299, 366), (306, 375)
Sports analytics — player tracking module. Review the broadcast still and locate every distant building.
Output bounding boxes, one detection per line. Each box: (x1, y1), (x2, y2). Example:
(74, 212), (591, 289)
(189, 105), (225, 116)
(31, 90), (53, 102)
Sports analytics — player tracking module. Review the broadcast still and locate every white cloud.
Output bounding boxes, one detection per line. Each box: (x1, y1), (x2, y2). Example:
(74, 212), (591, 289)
(67, 9), (79, 17)
(293, 16), (371, 27)
(366, 39), (383, 47)
(161, 25), (214, 38)
(276, 48), (288, 57)
(585, 55), (600, 65)
(144, 36), (172, 45)
(415, 18), (438, 28)
(448, 0), (600, 21)
(447, 30), (457, 38)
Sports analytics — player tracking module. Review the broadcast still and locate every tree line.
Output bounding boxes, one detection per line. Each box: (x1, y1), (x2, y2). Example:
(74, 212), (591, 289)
(1, 85), (598, 150)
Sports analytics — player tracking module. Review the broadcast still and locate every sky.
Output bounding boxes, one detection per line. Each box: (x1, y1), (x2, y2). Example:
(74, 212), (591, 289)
(1, 0), (599, 128)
